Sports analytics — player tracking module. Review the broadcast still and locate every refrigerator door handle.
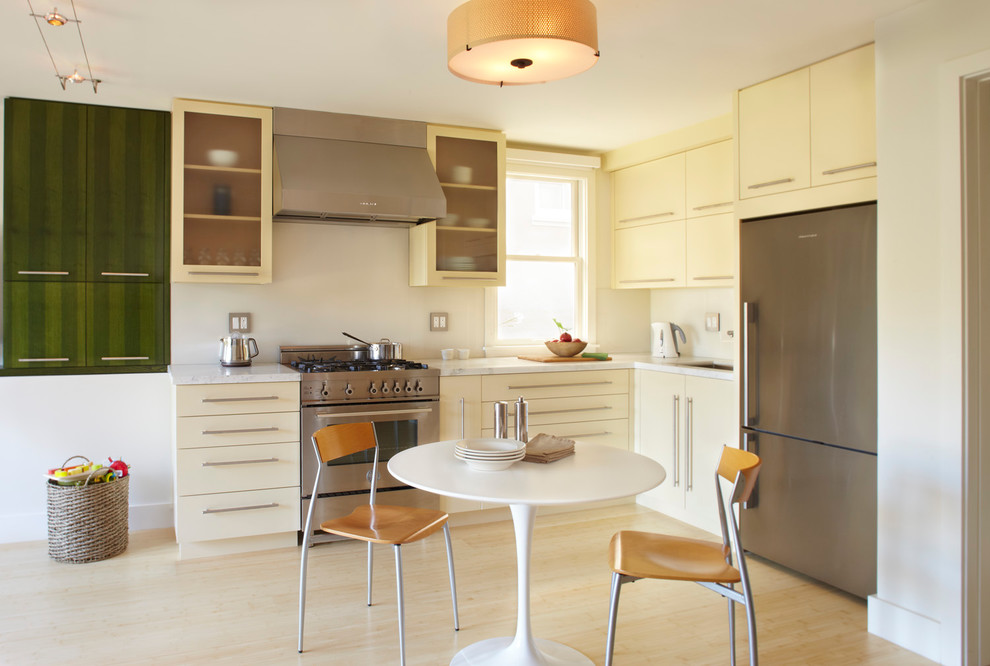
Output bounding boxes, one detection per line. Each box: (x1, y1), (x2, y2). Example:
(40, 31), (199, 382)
(741, 430), (758, 509)
(742, 301), (758, 426)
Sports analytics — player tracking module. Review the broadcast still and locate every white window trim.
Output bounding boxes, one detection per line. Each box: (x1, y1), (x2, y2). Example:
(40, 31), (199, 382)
(484, 149), (599, 357)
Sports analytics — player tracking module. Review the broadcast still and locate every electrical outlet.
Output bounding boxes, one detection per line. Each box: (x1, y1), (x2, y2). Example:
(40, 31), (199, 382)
(705, 312), (720, 332)
(229, 312), (251, 333)
(430, 312), (449, 332)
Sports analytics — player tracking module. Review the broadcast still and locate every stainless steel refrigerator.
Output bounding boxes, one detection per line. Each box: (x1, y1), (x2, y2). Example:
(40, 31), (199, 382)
(739, 202), (877, 598)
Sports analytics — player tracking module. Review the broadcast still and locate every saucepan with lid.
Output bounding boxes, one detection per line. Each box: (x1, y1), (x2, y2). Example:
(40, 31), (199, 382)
(342, 332), (403, 361)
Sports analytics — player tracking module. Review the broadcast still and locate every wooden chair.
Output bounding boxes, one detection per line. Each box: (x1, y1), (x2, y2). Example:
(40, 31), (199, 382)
(605, 445), (762, 665)
(298, 422), (459, 664)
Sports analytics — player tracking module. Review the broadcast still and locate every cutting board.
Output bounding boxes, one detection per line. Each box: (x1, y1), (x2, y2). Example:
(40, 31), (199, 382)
(518, 355), (612, 363)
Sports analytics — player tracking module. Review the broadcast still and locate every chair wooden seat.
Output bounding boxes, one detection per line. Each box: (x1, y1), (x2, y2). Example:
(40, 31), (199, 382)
(610, 531), (741, 584)
(320, 504), (450, 545)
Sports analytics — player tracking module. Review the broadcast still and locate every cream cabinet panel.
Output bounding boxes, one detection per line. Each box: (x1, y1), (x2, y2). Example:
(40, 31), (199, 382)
(481, 394), (628, 430)
(175, 411), (299, 449)
(637, 371), (685, 512)
(483, 419), (629, 451)
(686, 213), (735, 287)
(810, 44), (877, 186)
(175, 381), (299, 417)
(175, 487), (300, 543)
(613, 220), (686, 288)
(439, 375), (484, 513)
(482, 369), (629, 402)
(177, 441), (300, 496)
(685, 140), (734, 218)
(613, 152), (685, 226)
(738, 68), (811, 199)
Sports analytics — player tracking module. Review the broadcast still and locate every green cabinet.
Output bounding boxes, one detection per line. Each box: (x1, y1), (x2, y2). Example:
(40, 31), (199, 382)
(2, 98), (170, 374)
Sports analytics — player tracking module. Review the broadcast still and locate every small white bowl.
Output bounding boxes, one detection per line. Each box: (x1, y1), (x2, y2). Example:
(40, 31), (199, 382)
(457, 348), (470, 360)
(441, 348), (455, 360)
(451, 165), (473, 184)
(206, 149), (238, 167)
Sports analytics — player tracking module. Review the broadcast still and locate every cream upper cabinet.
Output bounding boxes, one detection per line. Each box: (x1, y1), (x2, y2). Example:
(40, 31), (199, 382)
(685, 212), (734, 287)
(614, 220), (686, 288)
(410, 125), (506, 287)
(685, 140), (734, 218)
(810, 44), (876, 186)
(171, 99), (273, 284)
(613, 152), (685, 226)
(738, 68), (811, 199)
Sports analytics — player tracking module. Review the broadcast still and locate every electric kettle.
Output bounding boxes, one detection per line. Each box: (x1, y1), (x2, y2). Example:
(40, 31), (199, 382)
(219, 336), (260, 367)
(651, 322), (686, 358)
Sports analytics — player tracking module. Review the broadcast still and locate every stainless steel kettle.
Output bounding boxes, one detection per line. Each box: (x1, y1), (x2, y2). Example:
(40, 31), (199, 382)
(219, 336), (260, 366)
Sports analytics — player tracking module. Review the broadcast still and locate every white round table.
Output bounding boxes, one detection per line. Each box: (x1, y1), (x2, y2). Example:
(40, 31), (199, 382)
(388, 440), (665, 666)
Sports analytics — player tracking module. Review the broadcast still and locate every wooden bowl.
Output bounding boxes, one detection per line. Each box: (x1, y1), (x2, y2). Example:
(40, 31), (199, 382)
(545, 340), (588, 357)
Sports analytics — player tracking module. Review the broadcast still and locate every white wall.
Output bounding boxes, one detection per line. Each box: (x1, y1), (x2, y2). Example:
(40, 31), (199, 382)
(649, 287), (734, 359)
(870, 0), (990, 662)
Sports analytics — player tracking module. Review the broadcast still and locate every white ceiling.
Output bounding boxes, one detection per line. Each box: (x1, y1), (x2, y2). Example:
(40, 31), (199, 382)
(1, 0), (921, 153)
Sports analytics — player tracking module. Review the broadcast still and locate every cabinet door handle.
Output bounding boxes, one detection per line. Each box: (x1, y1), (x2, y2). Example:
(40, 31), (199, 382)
(619, 278), (675, 284)
(618, 211), (675, 224)
(459, 397), (465, 439)
(188, 271), (261, 277)
(17, 270), (69, 275)
(441, 276), (494, 280)
(566, 431), (612, 438)
(686, 397), (694, 491)
(672, 394), (680, 488)
(202, 502), (279, 515)
(100, 272), (150, 277)
(821, 161), (876, 176)
(201, 395), (280, 403)
(201, 426), (279, 435)
(747, 177), (794, 189)
(505, 381), (612, 390)
(691, 275), (733, 281)
(18, 357), (69, 362)
(101, 356), (150, 361)
(691, 201), (733, 211)
(529, 406), (611, 416)
(202, 458), (279, 467)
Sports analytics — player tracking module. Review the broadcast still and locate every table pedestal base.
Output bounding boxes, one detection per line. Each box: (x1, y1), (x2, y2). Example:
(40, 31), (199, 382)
(450, 636), (593, 666)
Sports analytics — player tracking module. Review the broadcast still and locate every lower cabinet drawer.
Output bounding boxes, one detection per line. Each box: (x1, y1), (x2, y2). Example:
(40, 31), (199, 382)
(176, 442), (300, 496)
(481, 394), (629, 430)
(175, 487), (300, 543)
(483, 418), (630, 450)
(175, 381), (299, 417)
(482, 370), (630, 402)
(175, 411), (300, 449)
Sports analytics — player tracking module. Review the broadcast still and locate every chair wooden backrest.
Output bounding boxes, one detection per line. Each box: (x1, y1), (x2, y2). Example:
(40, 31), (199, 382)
(312, 422), (377, 463)
(716, 446), (761, 505)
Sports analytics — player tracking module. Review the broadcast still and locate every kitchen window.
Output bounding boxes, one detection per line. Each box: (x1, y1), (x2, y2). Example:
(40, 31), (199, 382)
(485, 150), (598, 353)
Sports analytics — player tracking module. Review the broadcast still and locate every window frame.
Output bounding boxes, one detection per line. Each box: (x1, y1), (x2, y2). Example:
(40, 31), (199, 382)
(484, 149), (599, 356)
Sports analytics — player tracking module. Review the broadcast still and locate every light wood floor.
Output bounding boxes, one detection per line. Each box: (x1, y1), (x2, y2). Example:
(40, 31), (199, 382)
(1, 504), (932, 665)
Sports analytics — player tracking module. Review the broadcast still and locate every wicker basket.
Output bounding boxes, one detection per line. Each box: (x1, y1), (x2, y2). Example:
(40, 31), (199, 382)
(46, 460), (129, 563)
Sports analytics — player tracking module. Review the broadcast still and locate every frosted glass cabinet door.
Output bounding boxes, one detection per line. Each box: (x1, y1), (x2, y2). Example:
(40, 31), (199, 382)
(613, 220), (685, 289)
(810, 44), (877, 187)
(738, 68), (811, 199)
(613, 152), (685, 226)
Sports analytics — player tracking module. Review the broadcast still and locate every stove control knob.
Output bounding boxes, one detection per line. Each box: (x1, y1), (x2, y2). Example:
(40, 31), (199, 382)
(344, 383), (354, 396)
(405, 381), (414, 394)
(382, 382), (391, 395)
(415, 380), (424, 393)
(368, 383), (378, 395)
(321, 381), (330, 398)
(393, 381), (402, 394)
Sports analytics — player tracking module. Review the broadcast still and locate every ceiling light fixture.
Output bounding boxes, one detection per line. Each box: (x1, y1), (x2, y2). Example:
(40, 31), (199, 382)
(447, 0), (600, 87)
(26, 0), (101, 93)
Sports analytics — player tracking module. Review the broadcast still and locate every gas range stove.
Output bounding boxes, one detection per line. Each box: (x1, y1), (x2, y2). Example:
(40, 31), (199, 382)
(279, 345), (439, 404)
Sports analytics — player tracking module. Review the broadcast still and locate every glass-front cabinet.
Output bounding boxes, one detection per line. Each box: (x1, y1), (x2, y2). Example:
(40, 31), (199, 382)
(171, 99), (272, 283)
(410, 125), (505, 287)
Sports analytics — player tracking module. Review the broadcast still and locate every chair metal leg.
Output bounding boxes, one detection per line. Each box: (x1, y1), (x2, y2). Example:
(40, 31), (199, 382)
(743, 587), (758, 665)
(394, 544), (406, 666)
(442, 523), (460, 631)
(605, 572), (623, 666)
(728, 596), (736, 666)
(367, 541), (374, 606)
(298, 463), (322, 654)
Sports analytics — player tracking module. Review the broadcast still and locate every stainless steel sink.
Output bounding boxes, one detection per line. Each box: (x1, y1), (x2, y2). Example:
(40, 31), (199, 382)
(669, 360), (734, 371)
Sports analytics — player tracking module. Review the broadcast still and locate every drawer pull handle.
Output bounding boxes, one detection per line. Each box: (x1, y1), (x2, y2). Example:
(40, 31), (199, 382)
(691, 276), (733, 282)
(747, 177), (794, 189)
(318, 408), (433, 419)
(202, 457), (279, 467)
(821, 161), (876, 176)
(202, 502), (279, 515)
(441, 276), (494, 280)
(618, 212), (675, 224)
(100, 272), (150, 277)
(101, 356), (150, 361)
(619, 278), (675, 284)
(188, 271), (261, 277)
(567, 431), (612, 438)
(505, 381), (613, 390)
(201, 396), (280, 403)
(692, 201), (733, 211)
(17, 270), (69, 275)
(201, 426), (280, 435)
(18, 357), (69, 362)
(529, 406), (612, 416)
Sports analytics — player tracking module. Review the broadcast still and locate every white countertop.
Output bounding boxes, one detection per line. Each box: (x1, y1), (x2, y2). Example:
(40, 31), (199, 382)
(427, 353), (734, 381)
(168, 363), (302, 385)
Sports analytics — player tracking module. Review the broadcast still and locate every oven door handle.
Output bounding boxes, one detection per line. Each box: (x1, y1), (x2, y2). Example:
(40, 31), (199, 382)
(316, 408), (434, 419)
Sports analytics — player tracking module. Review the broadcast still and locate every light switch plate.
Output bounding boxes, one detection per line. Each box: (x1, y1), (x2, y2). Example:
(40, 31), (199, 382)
(229, 312), (251, 333)
(705, 312), (720, 332)
(430, 312), (448, 332)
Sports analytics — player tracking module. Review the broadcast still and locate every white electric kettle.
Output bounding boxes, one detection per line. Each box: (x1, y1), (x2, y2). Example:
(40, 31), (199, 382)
(219, 336), (260, 366)
(651, 322), (686, 358)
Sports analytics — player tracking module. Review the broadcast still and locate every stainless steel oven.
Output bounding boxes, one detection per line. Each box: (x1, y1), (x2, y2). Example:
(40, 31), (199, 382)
(281, 345), (441, 544)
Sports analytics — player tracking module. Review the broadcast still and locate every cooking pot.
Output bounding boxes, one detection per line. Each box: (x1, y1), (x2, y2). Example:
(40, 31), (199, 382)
(219, 336), (260, 366)
(342, 332), (402, 360)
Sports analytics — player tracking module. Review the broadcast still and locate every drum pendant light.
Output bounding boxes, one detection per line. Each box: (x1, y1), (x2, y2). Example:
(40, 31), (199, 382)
(447, 0), (599, 86)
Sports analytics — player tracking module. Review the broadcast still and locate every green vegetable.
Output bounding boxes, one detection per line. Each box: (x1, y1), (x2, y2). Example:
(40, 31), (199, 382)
(581, 352), (609, 360)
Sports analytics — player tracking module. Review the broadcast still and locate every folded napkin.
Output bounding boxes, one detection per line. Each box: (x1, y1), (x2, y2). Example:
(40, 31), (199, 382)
(524, 433), (575, 463)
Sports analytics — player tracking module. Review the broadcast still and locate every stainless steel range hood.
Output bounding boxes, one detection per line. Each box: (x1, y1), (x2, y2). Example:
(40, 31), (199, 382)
(273, 108), (446, 225)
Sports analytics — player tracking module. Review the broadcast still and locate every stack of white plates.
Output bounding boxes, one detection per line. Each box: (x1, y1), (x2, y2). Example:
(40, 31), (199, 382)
(454, 438), (526, 471)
